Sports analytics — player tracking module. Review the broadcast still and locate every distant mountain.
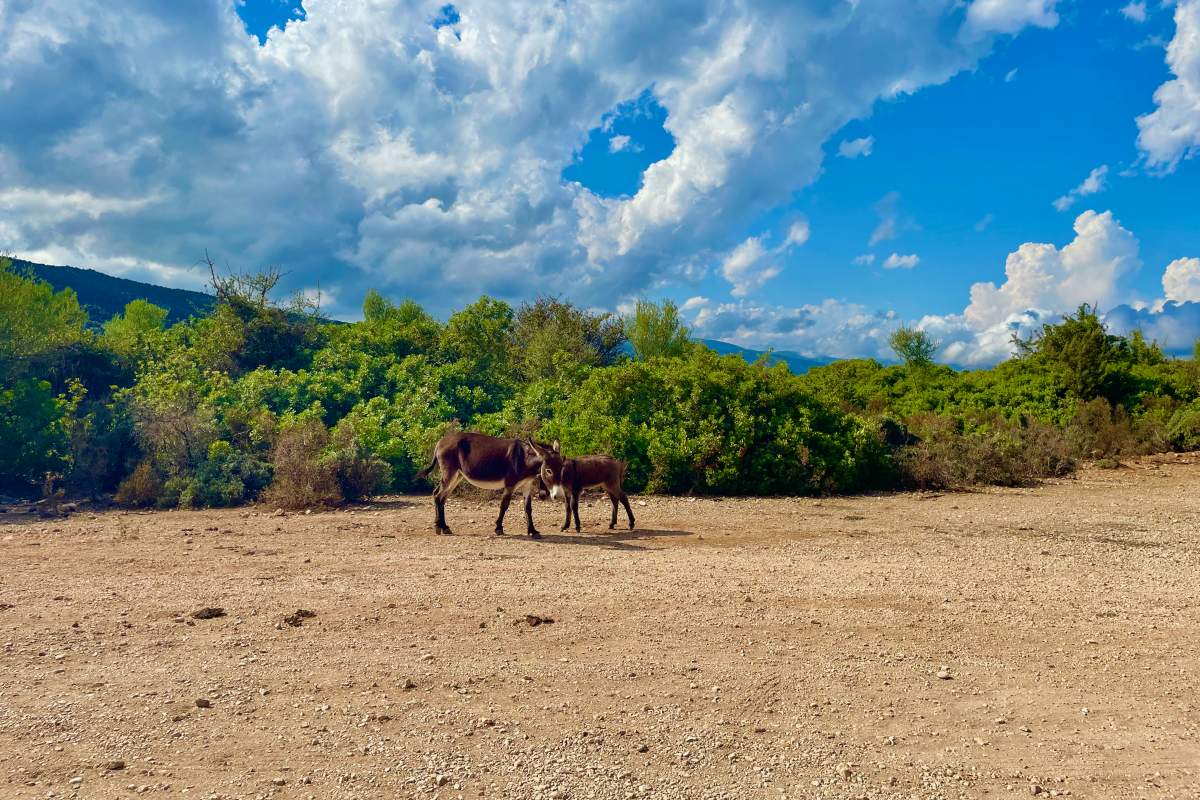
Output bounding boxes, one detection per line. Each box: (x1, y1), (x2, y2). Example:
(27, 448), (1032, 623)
(12, 259), (215, 327)
(700, 339), (833, 375)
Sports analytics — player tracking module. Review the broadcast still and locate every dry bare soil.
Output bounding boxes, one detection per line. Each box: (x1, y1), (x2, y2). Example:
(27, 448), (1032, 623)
(2, 456), (1199, 800)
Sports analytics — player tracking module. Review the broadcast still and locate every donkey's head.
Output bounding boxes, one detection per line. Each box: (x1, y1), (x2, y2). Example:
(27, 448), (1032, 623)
(526, 439), (565, 500)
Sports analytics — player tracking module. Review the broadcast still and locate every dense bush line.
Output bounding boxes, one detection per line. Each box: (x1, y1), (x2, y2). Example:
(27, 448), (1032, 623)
(2, 256), (1198, 506)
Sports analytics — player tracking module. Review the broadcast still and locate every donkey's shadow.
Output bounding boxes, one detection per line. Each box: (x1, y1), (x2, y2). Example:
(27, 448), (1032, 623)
(532, 528), (692, 551)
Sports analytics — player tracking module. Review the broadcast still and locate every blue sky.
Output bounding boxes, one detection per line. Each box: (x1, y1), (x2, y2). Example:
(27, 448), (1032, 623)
(3, 0), (1199, 362)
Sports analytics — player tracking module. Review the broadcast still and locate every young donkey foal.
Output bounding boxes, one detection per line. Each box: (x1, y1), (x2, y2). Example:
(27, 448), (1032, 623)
(418, 432), (563, 538)
(543, 455), (636, 532)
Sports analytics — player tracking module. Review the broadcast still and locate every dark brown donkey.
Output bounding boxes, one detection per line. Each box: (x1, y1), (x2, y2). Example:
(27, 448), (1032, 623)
(418, 432), (563, 538)
(542, 455), (635, 532)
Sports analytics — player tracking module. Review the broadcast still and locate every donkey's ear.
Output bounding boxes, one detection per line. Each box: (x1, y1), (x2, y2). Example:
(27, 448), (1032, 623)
(551, 440), (560, 453)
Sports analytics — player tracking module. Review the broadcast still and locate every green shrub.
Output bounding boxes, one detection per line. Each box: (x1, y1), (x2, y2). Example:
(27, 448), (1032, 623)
(1168, 402), (1200, 451)
(326, 420), (392, 501)
(542, 348), (890, 495)
(0, 379), (73, 492)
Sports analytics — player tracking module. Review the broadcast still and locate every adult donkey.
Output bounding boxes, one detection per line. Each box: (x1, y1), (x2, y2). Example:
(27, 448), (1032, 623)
(418, 432), (563, 538)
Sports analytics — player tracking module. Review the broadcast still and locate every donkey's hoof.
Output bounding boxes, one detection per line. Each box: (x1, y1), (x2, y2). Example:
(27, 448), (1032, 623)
(494, 528), (506, 536)
(528, 530), (542, 540)
(436, 527), (454, 536)
(560, 525), (569, 532)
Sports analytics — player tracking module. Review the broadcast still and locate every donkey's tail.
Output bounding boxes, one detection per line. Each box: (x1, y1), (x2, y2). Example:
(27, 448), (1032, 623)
(416, 455), (438, 480)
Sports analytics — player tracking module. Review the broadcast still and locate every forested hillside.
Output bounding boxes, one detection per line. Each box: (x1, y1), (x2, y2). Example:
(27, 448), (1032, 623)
(3, 256), (1199, 505)
(15, 259), (215, 327)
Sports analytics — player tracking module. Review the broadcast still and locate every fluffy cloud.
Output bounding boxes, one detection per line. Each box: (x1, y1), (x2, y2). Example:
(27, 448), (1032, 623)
(721, 237), (777, 297)
(609, 135), (634, 153)
(0, 0), (1050, 317)
(853, 253), (876, 266)
(687, 210), (1200, 366)
(1162, 257), (1200, 302)
(719, 217), (809, 296)
(1106, 301), (1200, 353)
(883, 252), (920, 269)
(962, 210), (1139, 330)
(964, 0), (1059, 37)
(1052, 165), (1108, 211)
(837, 136), (874, 159)
(1120, 2), (1148, 23)
(1137, 0), (1200, 171)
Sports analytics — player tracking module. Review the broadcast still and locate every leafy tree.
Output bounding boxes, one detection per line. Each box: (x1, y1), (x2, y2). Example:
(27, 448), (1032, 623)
(889, 325), (938, 368)
(0, 379), (75, 490)
(442, 296), (515, 374)
(0, 257), (88, 379)
(203, 257), (323, 373)
(1016, 304), (1132, 403)
(103, 300), (168, 364)
(511, 296), (625, 380)
(625, 299), (691, 360)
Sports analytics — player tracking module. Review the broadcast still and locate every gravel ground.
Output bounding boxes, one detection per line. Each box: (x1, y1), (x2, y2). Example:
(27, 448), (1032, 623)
(1, 454), (1198, 800)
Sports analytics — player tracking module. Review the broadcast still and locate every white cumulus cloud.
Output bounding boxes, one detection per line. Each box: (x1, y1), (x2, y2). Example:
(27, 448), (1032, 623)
(1163, 257), (1200, 303)
(1052, 165), (1109, 211)
(963, 210), (1139, 331)
(837, 136), (874, 159)
(609, 134), (633, 153)
(883, 253), (920, 269)
(686, 211), (1181, 366)
(0, 0), (1069, 318)
(1120, 2), (1148, 24)
(1137, 0), (1200, 171)
(964, 0), (1059, 37)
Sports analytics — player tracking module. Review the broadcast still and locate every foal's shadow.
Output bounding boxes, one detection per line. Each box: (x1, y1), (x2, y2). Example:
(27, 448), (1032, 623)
(533, 528), (692, 551)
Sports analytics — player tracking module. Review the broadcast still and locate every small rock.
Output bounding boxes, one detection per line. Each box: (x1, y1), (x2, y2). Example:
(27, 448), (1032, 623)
(834, 763), (852, 779)
(636, 744), (649, 753)
(103, 760), (126, 771)
(272, 778), (286, 786)
(936, 666), (952, 680)
(434, 774), (449, 786)
(401, 678), (416, 690)
(1031, 784), (1044, 796)
(195, 698), (212, 708)
(190, 607), (226, 620)
(282, 609), (316, 627)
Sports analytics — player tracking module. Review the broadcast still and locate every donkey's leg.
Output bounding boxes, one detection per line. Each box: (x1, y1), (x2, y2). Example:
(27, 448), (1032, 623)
(523, 488), (541, 539)
(561, 491), (572, 531)
(607, 491), (619, 529)
(619, 492), (636, 530)
(572, 493), (582, 533)
(495, 487), (515, 535)
(434, 469), (461, 535)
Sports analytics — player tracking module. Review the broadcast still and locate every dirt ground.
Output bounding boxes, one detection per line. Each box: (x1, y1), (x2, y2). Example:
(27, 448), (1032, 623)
(1, 456), (1198, 800)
